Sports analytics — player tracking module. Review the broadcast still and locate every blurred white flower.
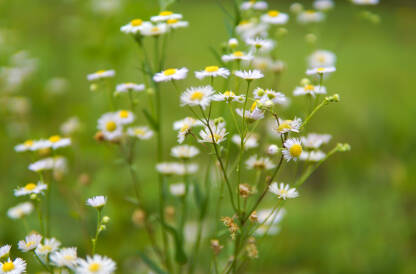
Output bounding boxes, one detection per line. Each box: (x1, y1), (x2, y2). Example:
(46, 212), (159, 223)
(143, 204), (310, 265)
(301, 133), (332, 149)
(222, 51), (253, 63)
(153, 67), (188, 82)
(170, 183), (186, 196)
(115, 82), (145, 95)
(232, 134), (258, 150)
(314, 0), (334, 11)
(234, 70), (264, 80)
(261, 10), (289, 25)
(246, 154), (276, 170)
(297, 10), (325, 24)
(7, 202), (33, 219)
(308, 50), (336, 68)
(60, 117), (82, 136)
(171, 145), (199, 159)
(140, 23), (169, 36)
(300, 150), (326, 162)
(18, 234), (42, 252)
(87, 196), (107, 209)
(241, 0), (268, 10)
(14, 181), (47, 197)
(293, 84), (327, 97)
(87, 70), (115, 81)
(306, 66), (336, 75)
(76, 254), (116, 274)
(151, 11), (182, 22)
(127, 126), (153, 140)
(50, 247), (78, 268)
(114, 110), (135, 125)
(352, 0), (379, 5)
(35, 238), (61, 256)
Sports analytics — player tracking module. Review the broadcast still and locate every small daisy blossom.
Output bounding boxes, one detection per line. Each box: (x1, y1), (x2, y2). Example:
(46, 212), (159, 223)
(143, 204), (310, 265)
(114, 110), (135, 125)
(228, 38), (239, 48)
(199, 121), (228, 144)
(76, 254), (116, 274)
(308, 50), (336, 68)
(87, 70), (115, 81)
(114, 82), (145, 95)
(195, 66), (230, 79)
(173, 117), (203, 143)
(87, 196), (107, 209)
(18, 234), (42, 252)
(267, 144), (279, 155)
(166, 19), (189, 29)
(222, 51), (253, 63)
(45, 135), (71, 149)
(180, 85), (215, 109)
(314, 0), (334, 11)
(282, 138), (303, 162)
(254, 88), (288, 106)
(14, 181), (47, 197)
(293, 84), (327, 97)
(14, 139), (40, 152)
(171, 145), (199, 159)
(306, 66), (336, 75)
(297, 10), (325, 24)
(7, 202), (33, 219)
(127, 126), (154, 140)
(269, 182), (299, 199)
(60, 117), (81, 136)
(241, 0), (268, 10)
(0, 258), (26, 274)
(120, 19), (151, 34)
(255, 224), (280, 236)
(97, 113), (123, 141)
(245, 155), (276, 170)
(236, 21), (269, 40)
(0, 245), (11, 259)
(232, 134), (258, 150)
(153, 67), (188, 82)
(50, 247), (78, 268)
(28, 156), (67, 172)
(261, 10), (289, 25)
(140, 23), (169, 36)
(274, 118), (302, 134)
(35, 238), (61, 256)
(236, 102), (265, 122)
(246, 37), (275, 52)
(151, 11), (182, 22)
(300, 150), (326, 162)
(156, 162), (198, 176)
(234, 70), (264, 80)
(212, 91), (245, 103)
(352, 0), (379, 5)
(170, 183), (186, 196)
(257, 208), (286, 225)
(301, 133), (331, 149)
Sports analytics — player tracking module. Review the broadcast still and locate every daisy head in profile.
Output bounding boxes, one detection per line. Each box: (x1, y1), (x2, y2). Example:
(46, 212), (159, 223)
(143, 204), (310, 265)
(14, 181), (47, 197)
(0, 257), (26, 274)
(222, 51), (253, 63)
(236, 101), (265, 123)
(153, 67), (188, 82)
(76, 254), (116, 274)
(180, 85), (215, 110)
(151, 11), (183, 22)
(50, 247), (78, 268)
(120, 19), (151, 35)
(195, 66), (230, 80)
(269, 182), (299, 200)
(246, 37), (275, 52)
(293, 84), (327, 97)
(114, 82), (145, 96)
(127, 126), (154, 140)
(140, 23), (169, 36)
(212, 90), (245, 103)
(241, 0), (268, 11)
(46, 135), (71, 150)
(261, 10), (289, 25)
(234, 70), (264, 81)
(166, 19), (189, 29)
(7, 202), (33, 219)
(245, 154), (276, 170)
(35, 238), (61, 256)
(171, 145), (200, 159)
(274, 118), (302, 135)
(306, 66), (336, 76)
(86, 196), (107, 209)
(282, 138), (303, 162)
(87, 70), (115, 82)
(18, 233), (42, 252)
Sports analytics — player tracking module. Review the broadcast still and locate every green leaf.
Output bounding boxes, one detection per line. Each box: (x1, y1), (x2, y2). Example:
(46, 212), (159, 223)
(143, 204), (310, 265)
(138, 252), (166, 274)
(142, 109), (159, 131)
(193, 181), (208, 219)
(161, 222), (187, 264)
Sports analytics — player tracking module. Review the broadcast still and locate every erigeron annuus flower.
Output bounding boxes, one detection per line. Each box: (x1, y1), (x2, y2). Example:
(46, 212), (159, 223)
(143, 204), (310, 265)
(195, 66), (230, 80)
(269, 182), (299, 200)
(153, 67), (188, 82)
(351, 0), (379, 5)
(300, 150), (326, 162)
(166, 19), (189, 29)
(0, 258), (26, 274)
(115, 82), (145, 95)
(151, 11), (182, 22)
(60, 117), (81, 136)
(274, 118), (302, 134)
(306, 66), (336, 75)
(50, 247), (78, 268)
(156, 162), (198, 176)
(14, 181), (47, 197)
(246, 37), (275, 52)
(173, 117), (203, 144)
(236, 21), (269, 40)
(261, 10), (289, 25)
(314, 0), (334, 11)
(257, 208), (286, 225)
(297, 10), (325, 24)
(171, 145), (199, 159)
(46, 135), (71, 149)
(282, 138), (303, 162)
(236, 102), (265, 122)
(234, 70), (264, 80)
(0, 245), (11, 259)
(127, 126), (153, 140)
(120, 19), (151, 34)
(86, 196), (107, 209)
(28, 156), (67, 172)
(222, 51), (253, 63)
(199, 121), (228, 144)
(35, 238), (61, 256)
(140, 23), (169, 36)
(212, 90), (245, 103)
(18, 234), (42, 252)
(293, 84), (327, 97)
(14, 139), (36, 152)
(232, 134), (258, 150)
(87, 70), (115, 81)
(7, 202), (33, 219)
(180, 85), (215, 109)
(228, 38), (239, 48)
(115, 110), (135, 125)
(241, 0), (268, 11)
(76, 254), (116, 274)
(267, 144), (279, 155)
(97, 113), (123, 141)
(308, 50), (336, 68)
(290, 3), (304, 14)
(301, 133), (332, 149)
(254, 88), (288, 106)
(169, 183), (186, 197)
(245, 154), (276, 170)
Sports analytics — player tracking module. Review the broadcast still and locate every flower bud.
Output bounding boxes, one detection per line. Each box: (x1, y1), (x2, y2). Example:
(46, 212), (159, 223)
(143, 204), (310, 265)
(305, 33), (317, 44)
(300, 78), (311, 86)
(99, 225), (106, 232)
(267, 144), (279, 155)
(102, 216), (110, 223)
(146, 88), (155, 95)
(214, 117), (225, 125)
(228, 38), (239, 49)
(132, 209), (146, 226)
(90, 83), (98, 92)
(290, 3), (303, 14)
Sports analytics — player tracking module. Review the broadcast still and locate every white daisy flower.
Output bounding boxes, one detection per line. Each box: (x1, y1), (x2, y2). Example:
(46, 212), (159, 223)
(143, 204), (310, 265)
(314, 0), (334, 11)
(255, 224), (280, 236)
(35, 238), (61, 256)
(199, 121), (228, 144)
(50, 247), (78, 268)
(14, 139), (36, 152)
(0, 258), (26, 274)
(87, 70), (115, 82)
(180, 85), (215, 110)
(28, 156), (67, 172)
(151, 11), (182, 22)
(221, 51), (253, 63)
(231, 134), (258, 150)
(273, 118), (302, 134)
(127, 126), (154, 140)
(153, 67), (188, 82)
(140, 23), (169, 36)
(120, 19), (151, 34)
(14, 181), (47, 197)
(169, 183), (186, 197)
(236, 103), (265, 122)
(86, 196), (107, 209)
(290, 3), (304, 14)
(241, 0), (268, 10)
(254, 88), (288, 106)
(195, 66), (230, 80)
(269, 182), (299, 200)
(282, 138), (303, 162)
(246, 37), (275, 52)
(236, 21), (269, 40)
(352, 0), (379, 5)
(245, 154), (276, 170)
(114, 110), (135, 125)
(171, 145), (199, 159)
(297, 10), (325, 24)
(115, 82), (145, 95)
(0, 245), (11, 259)
(261, 10), (289, 25)
(173, 117), (203, 144)
(45, 135), (71, 149)
(308, 50), (336, 68)
(234, 70), (264, 80)
(293, 84), (327, 97)
(166, 19), (189, 29)
(301, 133), (331, 149)
(60, 117), (81, 136)
(97, 113), (123, 141)
(76, 254), (116, 274)
(267, 144), (279, 155)
(257, 208), (286, 225)
(212, 90), (245, 103)
(300, 150), (326, 162)
(156, 162), (198, 176)
(306, 66), (336, 75)
(7, 202), (33, 219)
(18, 234), (42, 252)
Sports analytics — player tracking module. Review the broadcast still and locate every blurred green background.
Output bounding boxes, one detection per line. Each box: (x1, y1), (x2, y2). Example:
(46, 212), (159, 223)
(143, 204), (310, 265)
(1, 0), (416, 273)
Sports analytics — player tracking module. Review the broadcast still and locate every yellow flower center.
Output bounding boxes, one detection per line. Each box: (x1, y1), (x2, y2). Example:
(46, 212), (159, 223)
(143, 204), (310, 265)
(250, 101), (258, 112)
(317, 67), (325, 72)
(151, 27), (160, 32)
(135, 129), (145, 136)
(163, 68), (177, 76)
(268, 10), (280, 17)
(205, 66), (219, 72)
(24, 140), (34, 147)
(213, 134), (221, 142)
(278, 122), (292, 132)
(25, 241), (35, 248)
(96, 70), (106, 75)
(2, 262), (14, 271)
(233, 51), (244, 57)
(24, 183), (37, 191)
(304, 85), (315, 91)
(131, 19), (142, 26)
(224, 91), (235, 97)
(64, 255), (74, 261)
(289, 144), (302, 157)
(119, 110), (129, 118)
(49, 135), (61, 143)
(88, 263), (101, 272)
(106, 121), (117, 132)
(40, 245), (52, 252)
(190, 91), (204, 101)
(159, 11), (173, 16)
(280, 189), (288, 196)
(305, 10), (316, 14)
(167, 19), (178, 24)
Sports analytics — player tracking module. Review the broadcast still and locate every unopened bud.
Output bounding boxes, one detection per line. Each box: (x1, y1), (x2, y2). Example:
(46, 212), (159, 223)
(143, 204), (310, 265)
(337, 143), (351, 152)
(165, 206), (175, 221)
(290, 3), (303, 14)
(132, 209), (146, 226)
(325, 94), (340, 103)
(300, 78), (311, 86)
(90, 83), (98, 92)
(305, 33), (317, 44)
(146, 88), (154, 95)
(94, 131), (105, 142)
(102, 216), (110, 223)
(267, 144), (279, 155)
(228, 38), (239, 49)
(214, 117), (225, 125)
(99, 225), (106, 232)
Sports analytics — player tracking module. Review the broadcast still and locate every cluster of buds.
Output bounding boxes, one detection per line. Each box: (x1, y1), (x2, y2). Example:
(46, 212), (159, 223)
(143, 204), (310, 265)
(246, 237), (259, 259)
(249, 211), (258, 223)
(239, 184), (253, 198)
(210, 239), (224, 255)
(221, 216), (239, 239)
